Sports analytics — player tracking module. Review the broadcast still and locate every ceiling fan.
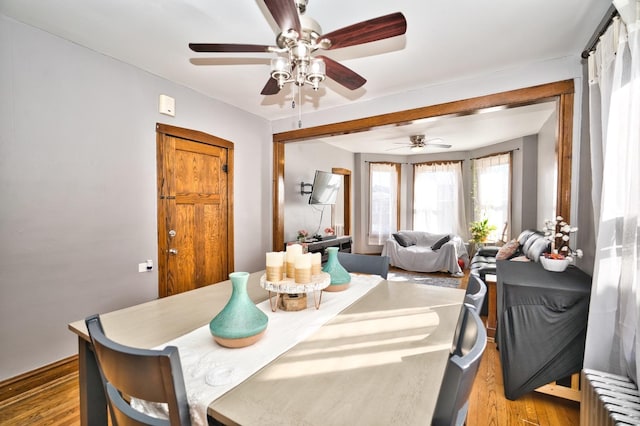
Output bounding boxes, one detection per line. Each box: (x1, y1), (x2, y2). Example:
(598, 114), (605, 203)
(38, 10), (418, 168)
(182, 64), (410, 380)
(188, 0), (407, 95)
(387, 134), (452, 152)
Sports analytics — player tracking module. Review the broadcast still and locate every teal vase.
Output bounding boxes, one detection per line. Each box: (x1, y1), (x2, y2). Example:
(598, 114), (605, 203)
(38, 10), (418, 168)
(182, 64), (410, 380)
(209, 272), (268, 348)
(322, 247), (351, 292)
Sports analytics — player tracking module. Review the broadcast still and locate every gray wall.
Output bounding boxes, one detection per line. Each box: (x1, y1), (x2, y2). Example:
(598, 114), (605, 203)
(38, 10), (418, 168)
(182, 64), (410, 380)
(0, 16), (271, 380)
(284, 142), (354, 242)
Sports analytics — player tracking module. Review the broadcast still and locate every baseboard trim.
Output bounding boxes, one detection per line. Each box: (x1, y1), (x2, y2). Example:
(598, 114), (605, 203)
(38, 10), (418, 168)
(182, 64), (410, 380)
(0, 355), (78, 403)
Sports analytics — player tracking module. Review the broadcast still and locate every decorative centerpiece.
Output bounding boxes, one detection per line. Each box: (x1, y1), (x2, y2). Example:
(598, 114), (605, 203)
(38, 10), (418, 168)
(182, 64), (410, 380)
(541, 216), (583, 272)
(322, 247), (351, 291)
(209, 272), (269, 348)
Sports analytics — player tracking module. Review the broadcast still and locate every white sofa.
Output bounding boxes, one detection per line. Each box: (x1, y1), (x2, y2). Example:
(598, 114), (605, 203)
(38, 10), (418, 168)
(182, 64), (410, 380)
(381, 230), (469, 276)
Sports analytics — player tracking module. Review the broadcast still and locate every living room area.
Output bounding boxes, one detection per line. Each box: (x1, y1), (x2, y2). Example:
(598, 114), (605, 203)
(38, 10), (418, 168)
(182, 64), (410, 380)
(281, 90), (559, 260)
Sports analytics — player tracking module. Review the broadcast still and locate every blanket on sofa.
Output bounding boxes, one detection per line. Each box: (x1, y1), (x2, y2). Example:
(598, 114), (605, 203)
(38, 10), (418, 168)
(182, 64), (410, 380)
(381, 230), (469, 275)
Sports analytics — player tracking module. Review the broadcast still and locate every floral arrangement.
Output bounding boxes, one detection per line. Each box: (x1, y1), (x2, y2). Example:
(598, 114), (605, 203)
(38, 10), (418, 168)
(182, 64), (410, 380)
(543, 216), (583, 260)
(297, 229), (308, 241)
(324, 227), (335, 235)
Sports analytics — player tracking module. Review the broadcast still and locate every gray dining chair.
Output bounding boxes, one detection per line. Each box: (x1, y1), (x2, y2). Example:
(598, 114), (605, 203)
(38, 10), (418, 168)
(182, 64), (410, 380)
(432, 304), (487, 426)
(85, 314), (190, 426)
(336, 252), (390, 279)
(464, 274), (487, 313)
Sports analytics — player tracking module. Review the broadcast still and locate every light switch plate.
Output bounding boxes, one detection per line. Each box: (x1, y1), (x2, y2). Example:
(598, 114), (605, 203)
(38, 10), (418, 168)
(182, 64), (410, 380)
(159, 94), (175, 116)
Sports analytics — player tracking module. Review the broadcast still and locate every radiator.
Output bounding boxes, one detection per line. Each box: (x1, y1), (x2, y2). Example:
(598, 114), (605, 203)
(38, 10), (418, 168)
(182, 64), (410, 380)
(581, 368), (640, 425)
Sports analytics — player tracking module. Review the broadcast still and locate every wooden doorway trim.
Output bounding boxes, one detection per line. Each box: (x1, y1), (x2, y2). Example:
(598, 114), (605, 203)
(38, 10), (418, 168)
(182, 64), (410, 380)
(331, 168), (351, 236)
(272, 80), (574, 251)
(156, 123), (235, 297)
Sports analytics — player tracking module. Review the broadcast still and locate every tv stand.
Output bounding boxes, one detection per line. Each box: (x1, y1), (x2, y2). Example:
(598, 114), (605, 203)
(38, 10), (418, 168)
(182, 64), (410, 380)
(285, 236), (352, 263)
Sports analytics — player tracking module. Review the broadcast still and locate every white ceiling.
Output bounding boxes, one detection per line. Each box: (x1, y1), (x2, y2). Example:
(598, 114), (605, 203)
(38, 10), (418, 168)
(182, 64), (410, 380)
(1, 0), (610, 152)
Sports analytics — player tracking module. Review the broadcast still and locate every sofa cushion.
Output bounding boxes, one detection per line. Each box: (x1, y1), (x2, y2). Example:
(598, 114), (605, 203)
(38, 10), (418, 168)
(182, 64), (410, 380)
(431, 235), (450, 251)
(496, 239), (520, 260)
(476, 246), (500, 257)
(517, 229), (537, 245)
(522, 234), (550, 262)
(392, 233), (414, 247)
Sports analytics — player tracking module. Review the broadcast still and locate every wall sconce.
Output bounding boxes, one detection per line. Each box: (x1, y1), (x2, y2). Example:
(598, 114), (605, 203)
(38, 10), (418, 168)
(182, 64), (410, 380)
(300, 182), (313, 195)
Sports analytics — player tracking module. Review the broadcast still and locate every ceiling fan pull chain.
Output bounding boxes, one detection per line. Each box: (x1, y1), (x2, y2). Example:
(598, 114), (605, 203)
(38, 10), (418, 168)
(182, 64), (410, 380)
(298, 86), (303, 128)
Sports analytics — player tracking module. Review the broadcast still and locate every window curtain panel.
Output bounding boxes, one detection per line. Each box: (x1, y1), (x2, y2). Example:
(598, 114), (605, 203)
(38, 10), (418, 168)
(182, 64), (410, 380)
(584, 1), (640, 384)
(368, 163), (399, 246)
(472, 153), (511, 242)
(413, 162), (467, 239)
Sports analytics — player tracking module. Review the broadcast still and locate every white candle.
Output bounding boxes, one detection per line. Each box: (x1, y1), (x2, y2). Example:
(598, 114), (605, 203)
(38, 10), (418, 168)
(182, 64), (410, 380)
(311, 252), (322, 275)
(295, 253), (312, 284)
(266, 251), (284, 267)
(286, 244), (303, 260)
(266, 252), (284, 282)
(286, 244), (303, 278)
(295, 253), (312, 269)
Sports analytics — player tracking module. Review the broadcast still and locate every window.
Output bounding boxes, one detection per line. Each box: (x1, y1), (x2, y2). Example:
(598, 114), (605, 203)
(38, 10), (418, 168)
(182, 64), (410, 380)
(368, 162), (400, 245)
(472, 153), (511, 241)
(413, 161), (467, 236)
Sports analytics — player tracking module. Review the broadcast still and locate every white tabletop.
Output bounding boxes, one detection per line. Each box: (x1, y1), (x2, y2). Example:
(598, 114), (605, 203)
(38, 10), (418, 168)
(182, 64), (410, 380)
(208, 280), (465, 425)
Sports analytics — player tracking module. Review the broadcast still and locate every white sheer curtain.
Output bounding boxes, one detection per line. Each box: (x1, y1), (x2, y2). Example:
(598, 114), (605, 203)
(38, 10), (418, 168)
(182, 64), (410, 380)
(584, 2), (640, 383)
(368, 163), (399, 245)
(413, 162), (467, 238)
(472, 153), (511, 242)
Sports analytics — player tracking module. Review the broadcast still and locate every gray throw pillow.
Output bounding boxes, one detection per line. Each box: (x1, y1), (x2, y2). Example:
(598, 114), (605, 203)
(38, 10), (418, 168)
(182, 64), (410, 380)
(431, 235), (450, 250)
(393, 233), (414, 247)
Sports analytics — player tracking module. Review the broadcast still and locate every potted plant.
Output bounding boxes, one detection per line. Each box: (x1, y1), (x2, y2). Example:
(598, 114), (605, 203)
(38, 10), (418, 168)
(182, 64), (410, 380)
(469, 218), (496, 243)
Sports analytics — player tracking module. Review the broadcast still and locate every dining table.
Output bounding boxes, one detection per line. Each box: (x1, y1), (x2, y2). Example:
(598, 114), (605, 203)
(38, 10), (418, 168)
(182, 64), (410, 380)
(68, 271), (465, 425)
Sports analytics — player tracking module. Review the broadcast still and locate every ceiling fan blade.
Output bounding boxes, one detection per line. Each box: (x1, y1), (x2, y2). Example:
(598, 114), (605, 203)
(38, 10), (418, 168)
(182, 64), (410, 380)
(426, 143), (452, 148)
(264, 0), (301, 33)
(317, 55), (366, 90)
(319, 12), (407, 50)
(189, 43), (273, 53)
(384, 146), (410, 151)
(260, 77), (281, 95)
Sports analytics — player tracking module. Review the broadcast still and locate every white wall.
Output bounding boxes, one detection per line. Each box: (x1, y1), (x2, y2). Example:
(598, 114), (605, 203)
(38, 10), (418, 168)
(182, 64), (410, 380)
(284, 142), (354, 243)
(0, 16), (271, 380)
(537, 110), (559, 229)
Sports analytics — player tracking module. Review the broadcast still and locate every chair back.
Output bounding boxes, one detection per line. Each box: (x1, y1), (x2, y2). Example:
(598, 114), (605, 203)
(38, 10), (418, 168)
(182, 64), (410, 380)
(464, 274), (487, 313)
(85, 314), (190, 426)
(336, 252), (389, 278)
(433, 304), (487, 426)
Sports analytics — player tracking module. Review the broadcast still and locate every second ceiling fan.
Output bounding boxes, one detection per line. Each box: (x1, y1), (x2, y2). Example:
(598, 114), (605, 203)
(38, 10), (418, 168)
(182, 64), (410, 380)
(189, 0), (407, 95)
(387, 135), (452, 152)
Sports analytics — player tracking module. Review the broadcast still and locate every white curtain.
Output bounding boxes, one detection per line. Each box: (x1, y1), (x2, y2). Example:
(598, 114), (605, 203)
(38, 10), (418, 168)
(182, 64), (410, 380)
(368, 163), (399, 245)
(413, 162), (467, 238)
(584, 1), (640, 383)
(472, 153), (511, 242)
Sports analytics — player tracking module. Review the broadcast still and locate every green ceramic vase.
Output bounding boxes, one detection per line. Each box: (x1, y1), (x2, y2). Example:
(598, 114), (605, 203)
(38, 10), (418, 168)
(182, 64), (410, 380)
(209, 272), (268, 348)
(322, 247), (351, 291)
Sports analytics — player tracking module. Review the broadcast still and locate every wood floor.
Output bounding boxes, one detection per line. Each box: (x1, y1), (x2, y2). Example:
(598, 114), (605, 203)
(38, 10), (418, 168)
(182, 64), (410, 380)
(0, 271), (579, 425)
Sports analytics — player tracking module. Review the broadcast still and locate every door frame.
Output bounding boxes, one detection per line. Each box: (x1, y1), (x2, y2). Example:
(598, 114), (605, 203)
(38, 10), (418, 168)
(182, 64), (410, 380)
(156, 123), (235, 297)
(271, 80), (574, 251)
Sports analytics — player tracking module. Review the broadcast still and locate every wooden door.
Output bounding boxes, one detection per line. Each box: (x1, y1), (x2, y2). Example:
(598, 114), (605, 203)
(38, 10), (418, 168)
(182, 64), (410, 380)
(156, 123), (234, 297)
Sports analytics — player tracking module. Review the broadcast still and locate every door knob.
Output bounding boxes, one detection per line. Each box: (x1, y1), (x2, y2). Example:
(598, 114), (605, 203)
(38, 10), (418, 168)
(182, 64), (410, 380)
(168, 248), (178, 255)
(168, 230), (176, 238)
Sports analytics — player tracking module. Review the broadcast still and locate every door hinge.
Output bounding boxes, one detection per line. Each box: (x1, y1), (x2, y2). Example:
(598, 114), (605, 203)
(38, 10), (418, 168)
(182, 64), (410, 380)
(222, 164), (228, 173)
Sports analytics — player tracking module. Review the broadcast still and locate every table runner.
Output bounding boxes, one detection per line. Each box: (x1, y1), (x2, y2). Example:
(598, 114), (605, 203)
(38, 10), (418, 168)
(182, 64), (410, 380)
(131, 273), (383, 425)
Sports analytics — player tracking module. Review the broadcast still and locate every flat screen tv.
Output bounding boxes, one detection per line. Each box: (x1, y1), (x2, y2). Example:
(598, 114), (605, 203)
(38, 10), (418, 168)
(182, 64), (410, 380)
(309, 170), (341, 205)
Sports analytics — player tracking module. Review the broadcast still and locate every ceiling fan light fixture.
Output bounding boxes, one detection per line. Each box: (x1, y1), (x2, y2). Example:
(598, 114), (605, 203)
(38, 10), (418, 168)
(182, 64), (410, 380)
(306, 58), (326, 90)
(270, 57), (292, 88)
(410, 145), (425, 153)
